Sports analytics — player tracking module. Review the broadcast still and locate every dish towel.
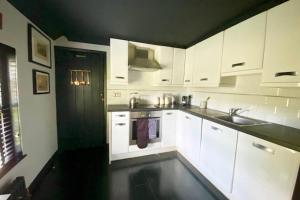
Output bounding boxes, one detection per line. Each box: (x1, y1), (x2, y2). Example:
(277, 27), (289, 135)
(136, 118), (149, 149)
(148, 119), (157, 140)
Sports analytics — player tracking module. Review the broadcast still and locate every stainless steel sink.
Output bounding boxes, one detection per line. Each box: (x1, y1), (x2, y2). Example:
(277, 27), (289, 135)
(216, 115), (270, 126)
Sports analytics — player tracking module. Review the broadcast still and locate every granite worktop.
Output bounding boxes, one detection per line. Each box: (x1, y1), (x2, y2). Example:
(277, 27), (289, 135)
(107, 104), (300, 152)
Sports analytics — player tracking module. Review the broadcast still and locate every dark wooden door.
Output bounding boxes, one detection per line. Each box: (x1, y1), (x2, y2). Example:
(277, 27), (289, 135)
(55, 47), (106, 151)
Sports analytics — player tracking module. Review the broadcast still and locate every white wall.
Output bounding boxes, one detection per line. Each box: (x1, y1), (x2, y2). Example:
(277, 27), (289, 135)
(0, 0), (57, 188)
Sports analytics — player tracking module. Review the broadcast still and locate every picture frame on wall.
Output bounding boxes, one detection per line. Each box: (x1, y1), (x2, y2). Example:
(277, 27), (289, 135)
(32, 69), (50, 94)
(28, 24), (52, 68)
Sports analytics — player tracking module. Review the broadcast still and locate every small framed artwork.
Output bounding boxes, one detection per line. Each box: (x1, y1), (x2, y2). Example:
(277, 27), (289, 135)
(28, 24), (52, 68)
(32, 69), (50, 94)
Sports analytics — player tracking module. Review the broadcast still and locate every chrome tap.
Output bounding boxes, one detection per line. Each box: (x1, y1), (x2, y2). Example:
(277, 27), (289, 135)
(229, 108), (242, 116)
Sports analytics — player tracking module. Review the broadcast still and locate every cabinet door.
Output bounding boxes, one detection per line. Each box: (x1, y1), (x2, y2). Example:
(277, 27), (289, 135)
(110, 39), (128, 84)
(162, 110), (177, 147)
(222, 13), (266, 74)
(188, 114), (202, 167)
(193, 32), (223, 87)
(199, 120), (238, 196)
(172, 48), (186, 85)
(262, 0), (300, 85)
(176, 111), (185, 154)
(155, 47), (174, 85)
(111, 120), (129, 154)
(184, 46), (196, 86)
(232, 132), (300, 200)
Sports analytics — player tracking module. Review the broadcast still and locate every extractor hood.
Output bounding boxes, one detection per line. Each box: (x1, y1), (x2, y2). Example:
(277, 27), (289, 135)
(128, 44), (161, 72)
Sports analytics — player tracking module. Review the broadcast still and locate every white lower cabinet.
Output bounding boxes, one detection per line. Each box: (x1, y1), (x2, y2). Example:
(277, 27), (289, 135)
(231, 132), (300, 200)
(177, 111), (202, 168)
(162, 110), (177, 147)
(111, 112), (129, 154)
(199, 119), (238, 196)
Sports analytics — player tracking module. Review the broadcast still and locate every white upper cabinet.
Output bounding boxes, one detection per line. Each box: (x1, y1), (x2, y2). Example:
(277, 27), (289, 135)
(199, 120), (238, 197)
(221, 12), (267, 76)
(172, 48), (186, 85)
(184, 45), (196, 86)
(193, 32), (223, 87)
(262, 0), (300, 87)
(154, 46), (174, 85)
(110, 38), (129, 85)
(232, 132), (299, 200)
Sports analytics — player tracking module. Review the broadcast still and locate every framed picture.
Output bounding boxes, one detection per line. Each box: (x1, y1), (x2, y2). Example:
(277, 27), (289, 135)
(28, 24), (52, 68)
(32, 69), (50, 94)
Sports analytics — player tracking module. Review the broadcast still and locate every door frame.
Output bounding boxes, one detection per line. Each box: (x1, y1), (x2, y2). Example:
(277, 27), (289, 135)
(54, 46), (108, 147)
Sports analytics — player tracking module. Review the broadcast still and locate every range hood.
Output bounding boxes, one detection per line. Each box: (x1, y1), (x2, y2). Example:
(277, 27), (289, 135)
(128, 44), (161, 72)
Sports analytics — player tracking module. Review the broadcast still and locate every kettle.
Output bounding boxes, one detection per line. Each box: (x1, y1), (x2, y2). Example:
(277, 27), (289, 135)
(129, 97), (137, 108)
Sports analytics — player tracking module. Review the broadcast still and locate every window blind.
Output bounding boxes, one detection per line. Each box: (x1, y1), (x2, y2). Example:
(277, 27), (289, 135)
(0, 43), (22, 175)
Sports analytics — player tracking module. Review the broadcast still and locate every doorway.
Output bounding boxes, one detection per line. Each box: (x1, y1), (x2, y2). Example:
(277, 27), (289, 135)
(55, 47), (106, 151)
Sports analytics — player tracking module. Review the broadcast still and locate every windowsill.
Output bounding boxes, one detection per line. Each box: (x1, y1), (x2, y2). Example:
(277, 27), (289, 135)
(0, 154), (27, 179)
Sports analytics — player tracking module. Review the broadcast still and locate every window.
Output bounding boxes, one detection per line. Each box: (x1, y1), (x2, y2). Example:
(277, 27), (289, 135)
(0, 43), (24, 178)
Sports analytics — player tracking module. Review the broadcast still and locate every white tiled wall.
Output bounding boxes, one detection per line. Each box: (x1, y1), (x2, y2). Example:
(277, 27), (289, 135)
(188, 75), (300, 129)
(107, 64), (300, 129)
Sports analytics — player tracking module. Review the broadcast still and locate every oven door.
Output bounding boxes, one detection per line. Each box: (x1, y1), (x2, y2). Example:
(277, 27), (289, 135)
(129, 117), (161, 145)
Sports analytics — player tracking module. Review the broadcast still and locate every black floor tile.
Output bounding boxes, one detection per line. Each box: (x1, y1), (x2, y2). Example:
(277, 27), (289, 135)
(32, 148), (226, 200)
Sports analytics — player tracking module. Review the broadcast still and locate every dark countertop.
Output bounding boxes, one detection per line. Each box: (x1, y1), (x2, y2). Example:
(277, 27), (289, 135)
(107, 104), (300, 152)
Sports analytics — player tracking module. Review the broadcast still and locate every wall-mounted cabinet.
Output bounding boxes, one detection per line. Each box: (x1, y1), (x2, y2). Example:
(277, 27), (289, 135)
(110, 38), (129, 85)
(193, 32), (223, 87)
(261, 0), (300, 87)
(232, 132), (299, 200)
(154, 46), (174, 85)
(154, 47), (186, 86)
(183, 45), (196, 86)
(172, 48), (186, 85)
(221, 13), (266, 76)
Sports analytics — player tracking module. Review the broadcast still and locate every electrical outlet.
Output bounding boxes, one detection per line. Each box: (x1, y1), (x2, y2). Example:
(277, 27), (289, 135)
(113, 92), (121, 97)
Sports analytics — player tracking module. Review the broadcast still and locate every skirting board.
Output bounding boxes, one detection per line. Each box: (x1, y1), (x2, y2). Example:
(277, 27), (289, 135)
(111, 146), (177, 161)
(28, 152), (57, 195)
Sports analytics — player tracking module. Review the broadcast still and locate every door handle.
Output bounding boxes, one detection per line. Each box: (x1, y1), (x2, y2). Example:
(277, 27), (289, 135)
(161, 79), (169, 82)
(115, 76), (125, 79)
(115, 123), (126, 126)
(274, 71), (297, 77)
(200, 78), (208, 81)
(232, 62), (245, 68)
(252, 142), (275, 154)
(184, 80), (190, 83)
(211, 126), (222, 133)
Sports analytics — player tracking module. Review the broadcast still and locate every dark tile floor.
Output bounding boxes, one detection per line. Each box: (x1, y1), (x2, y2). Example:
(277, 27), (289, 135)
(32, 148), (225, 200)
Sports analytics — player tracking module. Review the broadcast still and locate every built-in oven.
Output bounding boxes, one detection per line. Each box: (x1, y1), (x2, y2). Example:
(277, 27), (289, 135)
(129, 111), (162, 145)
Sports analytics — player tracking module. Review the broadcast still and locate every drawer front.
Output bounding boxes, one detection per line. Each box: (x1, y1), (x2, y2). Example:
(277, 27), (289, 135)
(112, 112), (129, 121)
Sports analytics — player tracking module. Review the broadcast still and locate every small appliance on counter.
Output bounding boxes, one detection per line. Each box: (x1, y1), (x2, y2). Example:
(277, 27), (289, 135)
(182, 95), (192, 106)
(129, 92), (139, 108)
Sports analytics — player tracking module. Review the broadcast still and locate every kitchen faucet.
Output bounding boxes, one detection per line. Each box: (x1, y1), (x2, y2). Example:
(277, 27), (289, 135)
(229, 108), (249, 116)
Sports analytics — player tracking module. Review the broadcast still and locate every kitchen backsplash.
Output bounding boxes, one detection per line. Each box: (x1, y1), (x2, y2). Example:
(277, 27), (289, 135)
(107, 69), (300, 129)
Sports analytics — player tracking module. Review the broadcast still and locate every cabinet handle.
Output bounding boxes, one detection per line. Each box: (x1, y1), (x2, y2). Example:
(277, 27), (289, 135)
(184, 80), (190, 83)
(200, 78), (208, 81)
(165, 113), (173, 115)
(185, 116), (190, 120)
(161, 79), (169, 82)
(211, 126), (222, 133)
(115, 76), (125, 79)
(117, 114), (126, 117)
(274, 71), (297, 77)
(252, 142), (275, 154)
(115, 123), (126, 126)
(232, 62), (245, 68)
